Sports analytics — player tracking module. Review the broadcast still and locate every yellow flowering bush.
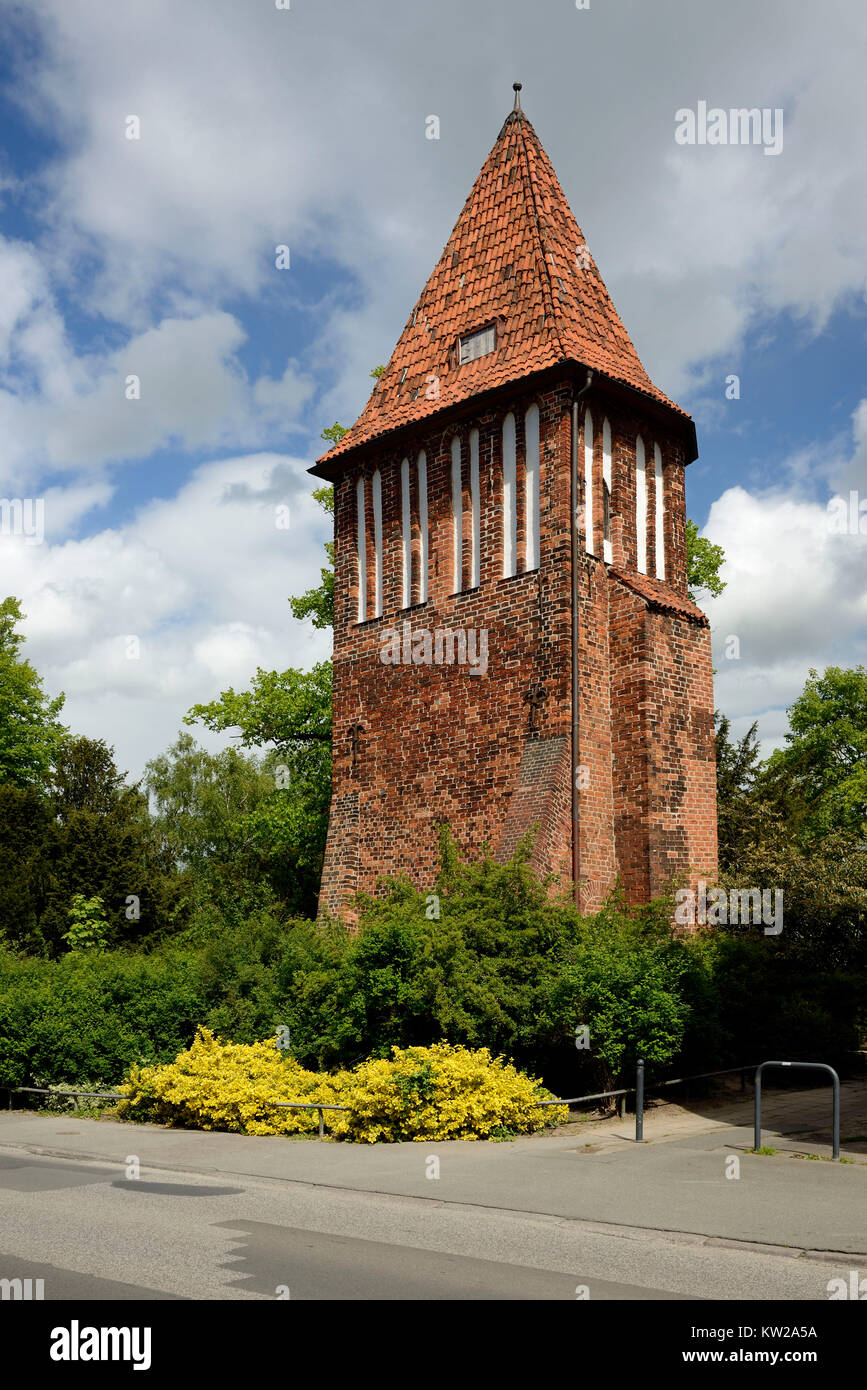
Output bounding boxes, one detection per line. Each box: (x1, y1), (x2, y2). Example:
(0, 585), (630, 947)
(118, 1030), (567, 1142)
(326, 1043), (568, 1143)
(117, 1028), (340, 1136)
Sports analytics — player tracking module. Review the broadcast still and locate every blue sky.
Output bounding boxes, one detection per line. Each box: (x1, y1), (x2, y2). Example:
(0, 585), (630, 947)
(0, 0), (864, 778)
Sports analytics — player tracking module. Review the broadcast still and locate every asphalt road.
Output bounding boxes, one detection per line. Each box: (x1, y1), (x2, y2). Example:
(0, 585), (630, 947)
(0, 1148), (856, 1301)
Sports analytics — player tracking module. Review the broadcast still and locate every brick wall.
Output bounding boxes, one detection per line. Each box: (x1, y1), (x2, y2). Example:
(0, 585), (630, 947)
(319, 371), (717, 918)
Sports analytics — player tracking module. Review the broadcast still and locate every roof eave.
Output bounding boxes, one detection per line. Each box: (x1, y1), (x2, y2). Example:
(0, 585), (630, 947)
(308, 359), (697, 481)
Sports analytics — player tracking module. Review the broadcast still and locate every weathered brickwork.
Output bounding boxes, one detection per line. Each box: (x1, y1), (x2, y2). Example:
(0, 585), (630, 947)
(326, 383), (577, 916)
(312, 101), (717, 919)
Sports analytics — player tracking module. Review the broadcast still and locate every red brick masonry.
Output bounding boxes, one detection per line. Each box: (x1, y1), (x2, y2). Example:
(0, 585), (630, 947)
(312, 104), (717, 918)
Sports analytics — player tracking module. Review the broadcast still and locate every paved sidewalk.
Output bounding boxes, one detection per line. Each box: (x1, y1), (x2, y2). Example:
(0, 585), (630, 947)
(2, 1080), (866, 1257)
(559, 1075), (867, 1157)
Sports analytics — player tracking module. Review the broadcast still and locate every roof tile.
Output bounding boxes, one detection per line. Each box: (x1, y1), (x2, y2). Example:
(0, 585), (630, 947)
(316, 109), (687, 470)
(609, 568), (710, 626)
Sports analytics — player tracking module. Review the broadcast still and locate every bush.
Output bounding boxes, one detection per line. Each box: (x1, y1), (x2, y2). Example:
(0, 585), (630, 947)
(117, 1028), (568, 1142)
(328, 1042), (567, 1142)
(2, 832), (863, 1106)
(118, 1027), (334, 1135)
(0, 945), (209, 1090)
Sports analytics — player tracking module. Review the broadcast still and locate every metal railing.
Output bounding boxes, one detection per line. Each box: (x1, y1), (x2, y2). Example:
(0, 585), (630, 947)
(5, 1060), (845, 1150)
(261, 1100), (349, 1138)
(546, 1057), (844, 1157)
(3, 1086), (349, 1139)
(534, 1061), (758, 1144)
(753, 1060), (841, 1160)
(634, 1062), (758, 1141)
(6, 1086), (125, 1107)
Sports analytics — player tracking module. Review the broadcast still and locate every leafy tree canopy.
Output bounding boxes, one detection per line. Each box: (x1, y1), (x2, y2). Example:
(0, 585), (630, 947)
(184, 662), (332, 750)
(0, 597), (67, 789)
(714, 714), (763, 872)
(763, 665), (867, 840)
(686, 520), (726, 604)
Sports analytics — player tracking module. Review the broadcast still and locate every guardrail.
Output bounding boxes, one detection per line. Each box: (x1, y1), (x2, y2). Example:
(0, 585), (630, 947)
(535, 1062), (758, 1143)
(261, 1100), (349, 1138)
(5, 1058), (844, 1150)
(3, 1086), (349, 1139)
(6, 1086), (125, 1106)
(546, 1057), (843, 1156)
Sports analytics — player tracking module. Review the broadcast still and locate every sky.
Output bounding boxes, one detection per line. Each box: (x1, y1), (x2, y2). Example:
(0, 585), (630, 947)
(0, 0), (864, 780)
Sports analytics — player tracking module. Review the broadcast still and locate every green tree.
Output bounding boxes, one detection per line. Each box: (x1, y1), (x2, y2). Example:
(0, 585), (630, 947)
(146, 733), (271, 877)
(686, 520), (726, 604)
(0, 735), (186, 956)
(0, 597), (67, 789)
(762, 666), (867, 840)
(44, 737), (184, 954)
(288, 485), (335, 629)
(151, 724), (328, 917)
(0, 784), (51, 953)
(62, 894), (110, 952)
(714, 713), (763, 871)
(51, 733), (127, 820)
(543, 909), (694, 1091)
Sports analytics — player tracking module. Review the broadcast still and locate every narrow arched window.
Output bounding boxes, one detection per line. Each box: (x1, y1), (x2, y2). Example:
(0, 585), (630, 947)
(355, 477), (366, 622)
(584, 409), (595, 556)
(502, 412), (517, 577)
(469, 427), (481, 588)
(372, 469), (383, 618)
(417, 450), (428, 603)
(524, 404), (540, 571)
(400, 457), (412, 607)
(654, 443), (665, 579)
(451, 436), (463, 592)
(636, 435), (647, 575)
(602, 417), (612, 564)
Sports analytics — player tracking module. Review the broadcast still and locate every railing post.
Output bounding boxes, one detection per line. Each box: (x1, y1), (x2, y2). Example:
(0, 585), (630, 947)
(832, 1071), (840, 1161)
(635, 1059), (644, 1142)
(318, 1107), (325, 1139)
(754, 1063), (763, 1151)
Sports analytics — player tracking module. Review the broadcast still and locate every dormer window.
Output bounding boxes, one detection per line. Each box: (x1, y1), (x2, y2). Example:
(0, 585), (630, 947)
(459, 324), (496, 364)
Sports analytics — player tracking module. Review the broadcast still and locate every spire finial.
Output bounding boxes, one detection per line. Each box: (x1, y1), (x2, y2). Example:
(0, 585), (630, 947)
(512, 82), (522, 112)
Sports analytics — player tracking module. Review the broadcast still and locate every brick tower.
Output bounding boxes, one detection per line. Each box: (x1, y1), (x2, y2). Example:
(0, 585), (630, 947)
(311, 88), (717, 919)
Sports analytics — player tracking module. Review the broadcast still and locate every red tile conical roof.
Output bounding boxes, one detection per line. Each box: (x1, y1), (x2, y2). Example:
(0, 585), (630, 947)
(315, 104), (689, 470)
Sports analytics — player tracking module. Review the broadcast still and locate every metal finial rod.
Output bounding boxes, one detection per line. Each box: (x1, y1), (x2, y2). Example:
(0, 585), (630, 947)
(513, 82), (522, 111)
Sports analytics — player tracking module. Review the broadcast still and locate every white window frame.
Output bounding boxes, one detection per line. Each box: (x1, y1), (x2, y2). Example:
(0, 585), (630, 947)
(636, 435), (647, 575)
(451, 436), (463, 592)
(355, 477), (366, 622)
(654, 443), (665, 579)
(469, 427), (480, 588)
(502, 412), (517, 577)
(417, 450), (428, 603)
(602, 417), (612, 565)
(400, 457), (411, 607)
(524, 404), (540, 571)
(584, 409), (595, 556)
(372, 468), (383, 618)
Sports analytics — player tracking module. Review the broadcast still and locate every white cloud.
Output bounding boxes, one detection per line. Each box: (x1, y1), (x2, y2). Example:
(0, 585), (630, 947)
(705, 431), (867, 754)
(8, 0), (861, 416)
(0, 296), (315, 483)
(2, 0), (866, 781)
(3, 452), (331, 777)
